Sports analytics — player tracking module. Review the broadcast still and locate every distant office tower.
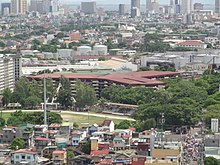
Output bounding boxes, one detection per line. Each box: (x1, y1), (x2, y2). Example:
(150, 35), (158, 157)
(131, 0), (140, 17)
(42, 0), (59, 13)
(81, 2), (97, 14)
(215, 0), (220, 15)
(175, 0), (179, 5)
(194, 3), (204, 11)
(1, 3), (11, 15)
(30, 0), (43, 13)
(146, 0), (158, 14)
(131, 0), (140, 9)
(11, 0), (27, 15)
(170, 0), (174, 5)
(146, 0), (152, 13)
(0, 55), (15, 93)
(119, 4), (126, 15)
(180, 0), (193, 14)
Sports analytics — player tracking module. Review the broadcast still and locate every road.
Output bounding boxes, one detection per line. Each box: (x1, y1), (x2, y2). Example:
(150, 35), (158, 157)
(1, 109), (136, 121)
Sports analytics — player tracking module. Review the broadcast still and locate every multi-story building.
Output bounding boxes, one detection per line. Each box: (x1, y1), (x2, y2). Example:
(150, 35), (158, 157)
(0, 55), (15, 94)
(11, 0), (27, 15)
(81, 2), (97, 14)
(216, 0), (220, 15)
(131, 0), (140, 17)
(146, 0), (159, 14)
(194, 3), (204, 10)
(119, 4), (126, 15)
(181, 0), (193, 14)
(11, 149), (38, 165)
(42, 0), (59, 13)
(28, 71), (180, 97)
(1, 3), (11, 15)
(29, 0), (43, 13)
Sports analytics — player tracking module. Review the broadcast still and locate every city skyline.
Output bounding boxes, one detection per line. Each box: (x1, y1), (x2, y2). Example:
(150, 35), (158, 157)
(0, 0), (215, 5)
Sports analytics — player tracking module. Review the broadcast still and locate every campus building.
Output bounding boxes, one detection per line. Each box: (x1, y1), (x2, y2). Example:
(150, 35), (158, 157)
(28, 71), (180, 97)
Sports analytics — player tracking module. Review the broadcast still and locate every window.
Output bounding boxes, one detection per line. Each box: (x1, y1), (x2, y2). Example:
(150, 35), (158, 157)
(27, 156), (31, 159)
(21, 155), (25, 159)
(15, 155), (19, 159)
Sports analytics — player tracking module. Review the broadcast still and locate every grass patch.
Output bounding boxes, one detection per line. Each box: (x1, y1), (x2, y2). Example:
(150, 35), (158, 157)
(61, 112), (123, 127)
(0, 111), (123, 127)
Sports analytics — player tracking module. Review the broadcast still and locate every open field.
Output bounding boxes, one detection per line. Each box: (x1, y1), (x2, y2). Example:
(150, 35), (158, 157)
(0, 110), (132, 126)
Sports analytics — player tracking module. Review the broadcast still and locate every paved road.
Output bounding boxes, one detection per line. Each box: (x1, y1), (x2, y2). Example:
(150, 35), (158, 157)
(2, 109), (136, 121)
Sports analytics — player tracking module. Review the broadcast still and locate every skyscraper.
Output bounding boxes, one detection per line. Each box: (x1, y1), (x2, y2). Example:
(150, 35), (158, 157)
(146, 0), (158, 14)
(131, 0), (140, 17)
(42, 0), (59, 13)
(180, 0), (193, 14)
(81, 2), (97, 14)
(215, 0), (220, 15)
(119, 4), (126, 15)
(30, 0), (43, 13)
(0, 55), (15, 93)
(11, 0), (27, 15)
(1, 3), (11, 15)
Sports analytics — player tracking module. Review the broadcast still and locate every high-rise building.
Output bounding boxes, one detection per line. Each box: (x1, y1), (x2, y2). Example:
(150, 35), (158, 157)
(11, 0), (27, 15)
(194, 3), (204, 11)
(81, 2), (97, 14)
(119, 4), (126, 15)
(215, 0), (220, 15)
(131, 0), (140, 17)
(1, 3), (11, 15)
(131, 0), (140, 9)
(180, 0), (193, 14)
(42, 0), (59, 13)
(146, 0), (159, 14)
(0, 55), (15, 94)
(30, 0), (43, 13)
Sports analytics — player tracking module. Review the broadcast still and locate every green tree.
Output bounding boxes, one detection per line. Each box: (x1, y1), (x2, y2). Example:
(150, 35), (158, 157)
(117, 120), (131, 129)
(2, 88), (12, 108)
(204, 157), (220, 165)
(57, 77), (73, 108)
(75, 80), (96, 110)
(24, 95), (41, 109)
(79, 140), (91, 154)
(9, 137), (25, 150)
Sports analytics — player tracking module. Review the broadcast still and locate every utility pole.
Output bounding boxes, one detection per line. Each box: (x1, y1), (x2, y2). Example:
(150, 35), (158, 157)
(44, 74), (47, 125)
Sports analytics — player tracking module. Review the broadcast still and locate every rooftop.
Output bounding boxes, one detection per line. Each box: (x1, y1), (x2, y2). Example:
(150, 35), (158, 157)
(28, 71), (180, 86)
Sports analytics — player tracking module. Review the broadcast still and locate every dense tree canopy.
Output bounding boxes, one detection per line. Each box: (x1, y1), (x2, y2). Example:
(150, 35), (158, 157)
(7, 111), (62, 126)
(75, 80), (96, 110)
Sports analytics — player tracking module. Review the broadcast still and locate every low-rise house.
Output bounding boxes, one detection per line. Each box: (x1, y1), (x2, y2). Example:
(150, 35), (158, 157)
(16, 124), (34, 148)
(113, 137), (127, 151)
(34, 137), (50, 153)
(33, 125), (48, 138)
(52, 150), (67, 165)
(175, 40), (207, 49)
(10, 149), (38, 165)
(99, 120), (115, 132)
(71, 131), (87, 147)
(0, 126), (17, 144)
(150, 149), (180, 164)
(131, 155), (146, 165)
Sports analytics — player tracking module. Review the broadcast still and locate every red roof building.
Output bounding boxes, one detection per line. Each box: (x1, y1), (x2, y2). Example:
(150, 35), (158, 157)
(28, 71), (180, 97)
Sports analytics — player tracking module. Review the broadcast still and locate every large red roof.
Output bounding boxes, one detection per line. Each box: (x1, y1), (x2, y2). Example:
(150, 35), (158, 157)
(28, 71), (180, 86)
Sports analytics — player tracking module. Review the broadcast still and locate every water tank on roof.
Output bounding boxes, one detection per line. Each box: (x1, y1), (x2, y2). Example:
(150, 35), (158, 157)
(77, 46), (91, 55)
(93, 45), (108, 55)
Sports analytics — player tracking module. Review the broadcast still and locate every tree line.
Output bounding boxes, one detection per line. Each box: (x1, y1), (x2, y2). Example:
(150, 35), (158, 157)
(101, 70), (220, 131)
(2, 76), (96, 110)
